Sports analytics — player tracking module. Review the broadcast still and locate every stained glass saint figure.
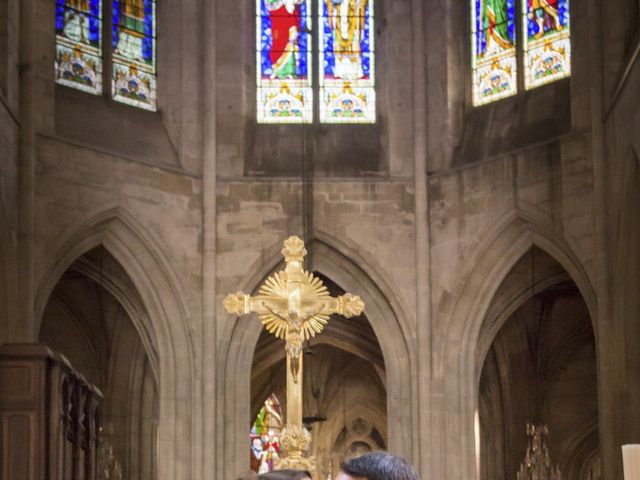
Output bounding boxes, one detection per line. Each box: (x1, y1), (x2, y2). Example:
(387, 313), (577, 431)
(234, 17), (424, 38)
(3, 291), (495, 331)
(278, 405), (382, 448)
(257, 0), (312, 123)
(112, 0), (157, 110)
(522, 0), (570, 89)
(55, 0), (103, 94)
(471, 0), (517, 105)
(319, 0), (375, 123)
(250, 394), (284, 473)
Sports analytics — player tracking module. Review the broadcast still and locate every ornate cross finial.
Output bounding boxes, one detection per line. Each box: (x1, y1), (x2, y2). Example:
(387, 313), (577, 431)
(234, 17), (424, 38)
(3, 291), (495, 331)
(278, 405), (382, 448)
(281, 235), (307, 263)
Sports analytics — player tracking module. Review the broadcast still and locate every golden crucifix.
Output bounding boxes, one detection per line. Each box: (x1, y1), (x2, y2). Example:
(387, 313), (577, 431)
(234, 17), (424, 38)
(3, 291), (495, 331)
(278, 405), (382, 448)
(223, 236), (365, 471)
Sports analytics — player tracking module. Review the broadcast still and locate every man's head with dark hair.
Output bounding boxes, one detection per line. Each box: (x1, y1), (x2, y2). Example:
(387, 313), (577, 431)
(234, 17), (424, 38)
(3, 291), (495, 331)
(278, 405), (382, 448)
(256, 469), (312, 480)
(337, 452), (420, 480)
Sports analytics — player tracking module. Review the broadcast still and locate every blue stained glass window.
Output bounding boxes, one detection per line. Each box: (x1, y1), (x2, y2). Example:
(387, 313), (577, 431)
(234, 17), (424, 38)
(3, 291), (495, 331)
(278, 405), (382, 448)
(319, 0), (375, 123)
(55, 0), (103, 95)
(522, 0), (571, 89)
(471, 0), (571, 106)
(112, 0), (157, 110)
(257, 0), (313, 123)
(471, 0), (517, 105)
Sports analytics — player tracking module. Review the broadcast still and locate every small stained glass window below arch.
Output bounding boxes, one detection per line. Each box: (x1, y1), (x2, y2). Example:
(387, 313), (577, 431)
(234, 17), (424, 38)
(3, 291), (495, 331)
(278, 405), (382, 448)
(55, 0), (103, 95)
(471, 0), (517, 106)
(112, 0), (157, 110)
(522, 0), (571, 90)
(250, 394), (284, 473)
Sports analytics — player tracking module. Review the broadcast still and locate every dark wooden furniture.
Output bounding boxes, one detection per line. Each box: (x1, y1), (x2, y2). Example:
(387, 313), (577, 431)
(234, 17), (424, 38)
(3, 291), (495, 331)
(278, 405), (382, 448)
(0, 344), (102, 480)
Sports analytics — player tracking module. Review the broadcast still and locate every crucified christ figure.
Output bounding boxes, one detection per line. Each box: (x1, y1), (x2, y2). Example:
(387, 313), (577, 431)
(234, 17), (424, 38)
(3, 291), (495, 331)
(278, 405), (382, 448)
(261, 302), (326, 382)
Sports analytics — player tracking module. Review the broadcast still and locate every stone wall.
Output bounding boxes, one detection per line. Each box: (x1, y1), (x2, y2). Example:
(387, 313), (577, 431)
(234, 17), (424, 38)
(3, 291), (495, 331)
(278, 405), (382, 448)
(599, 1), (640, 477)
(1, 0), (639, 479)
(0, 0), (19, 342)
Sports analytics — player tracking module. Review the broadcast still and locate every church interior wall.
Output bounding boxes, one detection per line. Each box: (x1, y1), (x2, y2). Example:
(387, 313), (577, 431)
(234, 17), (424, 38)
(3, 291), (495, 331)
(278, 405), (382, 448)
(32, 136), (203, 326)
(1, 0), (640, 479)
(38, 248), (159, 480)
(424, 0), (465, 172)
(219, 240), (416, 479)
(0, 0), (18, 343)
(617, 158), (640, 442)
(477, 248), (598, 480)
(423, 0), (592, 172)
(216, 180), (417, 321)
(45, 0), (203, 174)
(479, 290), (598, 480)
(428, 134), (597, 320)
(216, 0), (414, 178)
(23, 199), (200, 480)
(598, 12), (640, 474)
(602, 0), (640, 101)
(0, 0), (18, 112)
(431, 211), (599, 480)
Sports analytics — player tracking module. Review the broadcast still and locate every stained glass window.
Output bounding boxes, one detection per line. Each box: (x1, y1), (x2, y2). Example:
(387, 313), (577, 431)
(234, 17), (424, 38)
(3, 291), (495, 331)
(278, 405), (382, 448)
(55, 0), (103, 94)
(257, 0), (313, 123)
(319, 0), (375, 123)
(112, 0), (157, 110)
(471, 0), (517, 106)
(522, 0), (570, 90)
(250, 394), (284, 473)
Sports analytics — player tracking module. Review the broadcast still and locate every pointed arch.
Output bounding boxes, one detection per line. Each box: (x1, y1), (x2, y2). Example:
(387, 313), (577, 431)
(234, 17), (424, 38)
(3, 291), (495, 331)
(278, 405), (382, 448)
(434, 213), (597, 480)
(218, 235), (417, 479)
(561, 419), (599, 480)
(33, 205), (195, 480)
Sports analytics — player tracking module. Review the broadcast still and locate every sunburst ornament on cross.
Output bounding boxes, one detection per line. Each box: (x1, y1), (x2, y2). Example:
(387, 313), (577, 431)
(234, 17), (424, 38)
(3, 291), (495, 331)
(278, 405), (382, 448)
(223, 236), (365, 471)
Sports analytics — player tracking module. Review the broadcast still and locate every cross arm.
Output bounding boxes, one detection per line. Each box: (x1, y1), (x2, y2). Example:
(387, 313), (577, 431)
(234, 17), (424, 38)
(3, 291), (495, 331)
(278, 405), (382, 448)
(321, 293), (365, 318)
(223, 292), (289, 316)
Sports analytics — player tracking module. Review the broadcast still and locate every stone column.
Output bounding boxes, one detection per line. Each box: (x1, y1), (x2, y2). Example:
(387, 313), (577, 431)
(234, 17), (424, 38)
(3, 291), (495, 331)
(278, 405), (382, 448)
(17, 0), (36, 342)
(412, 0), (433, 478)
(202, 0), (218, 479)
(587, 0), (622, 479)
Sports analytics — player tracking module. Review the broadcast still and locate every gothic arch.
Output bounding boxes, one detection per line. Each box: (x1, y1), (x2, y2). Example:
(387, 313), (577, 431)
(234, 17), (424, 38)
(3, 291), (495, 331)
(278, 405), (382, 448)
(33, 205), (195, 480)
(475, 264), (572, 372)
(219, 235), (416, 479)
(562, 419), (599, 480)
(434, 213), (597, 480)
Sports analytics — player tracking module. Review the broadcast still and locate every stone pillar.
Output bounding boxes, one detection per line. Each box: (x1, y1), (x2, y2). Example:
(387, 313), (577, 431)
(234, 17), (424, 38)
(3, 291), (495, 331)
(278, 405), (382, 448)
(412, 0), (433, 478)
(16, 0), (36, 342)
(202, 0), (218, 478)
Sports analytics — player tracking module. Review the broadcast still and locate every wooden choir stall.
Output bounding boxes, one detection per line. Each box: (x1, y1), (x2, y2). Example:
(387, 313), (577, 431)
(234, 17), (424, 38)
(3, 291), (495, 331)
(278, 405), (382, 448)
(0, 344), (102, 480)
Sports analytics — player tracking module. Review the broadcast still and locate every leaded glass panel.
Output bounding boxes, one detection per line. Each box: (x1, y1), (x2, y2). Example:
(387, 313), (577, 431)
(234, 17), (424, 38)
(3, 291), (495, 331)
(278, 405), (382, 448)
(250, 394), (283, 473)
(319, 0), (375, 123)
(55, 0), (103, 95)
(471, 0), (517, 105)
(257, 0), (313, 123)
(112, 0), (157, 110)
(522, 0), (570, 90)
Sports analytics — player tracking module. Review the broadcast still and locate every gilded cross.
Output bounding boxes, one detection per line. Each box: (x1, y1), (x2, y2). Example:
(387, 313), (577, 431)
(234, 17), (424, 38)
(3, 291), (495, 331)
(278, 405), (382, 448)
(223, 236), (365, 470)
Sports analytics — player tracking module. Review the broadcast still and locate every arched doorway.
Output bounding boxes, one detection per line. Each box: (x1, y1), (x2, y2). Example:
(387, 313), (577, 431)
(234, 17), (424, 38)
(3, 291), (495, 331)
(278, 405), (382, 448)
(39, 246), (158, 480)
(477, 247), (598, 480)
(250, 273), (387, 479)
(220, 238), (414, 479)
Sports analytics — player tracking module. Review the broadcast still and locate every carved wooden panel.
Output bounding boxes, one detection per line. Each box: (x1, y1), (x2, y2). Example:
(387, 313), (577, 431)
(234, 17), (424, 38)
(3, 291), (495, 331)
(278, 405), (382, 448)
(0, 344), (102, 480)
